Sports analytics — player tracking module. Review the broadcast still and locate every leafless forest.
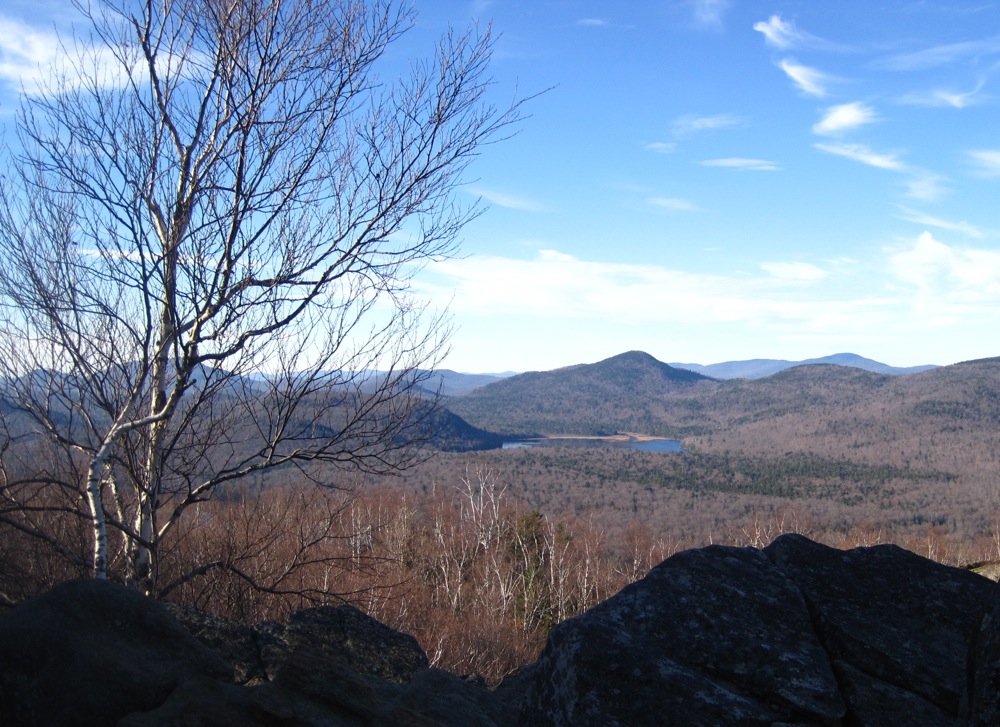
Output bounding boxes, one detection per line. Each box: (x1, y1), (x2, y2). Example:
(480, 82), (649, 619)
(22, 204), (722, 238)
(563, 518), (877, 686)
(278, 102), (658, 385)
(6, 380), (1000, 685)
(0, 0), (997, 684)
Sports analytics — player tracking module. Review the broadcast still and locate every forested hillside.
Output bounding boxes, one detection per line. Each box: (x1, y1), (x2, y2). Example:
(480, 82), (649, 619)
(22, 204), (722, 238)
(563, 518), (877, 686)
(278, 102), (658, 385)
(7, 349), (1000, 683)
(429, 353), (1000, 557)
(448, 350), (713, 436)
(670, 352), (937, 379)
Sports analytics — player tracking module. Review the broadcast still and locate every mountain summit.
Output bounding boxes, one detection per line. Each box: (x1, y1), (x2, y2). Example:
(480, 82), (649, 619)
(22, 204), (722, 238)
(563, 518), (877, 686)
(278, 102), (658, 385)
(448, 351), (711, 436)
(570, 350), (713, 386)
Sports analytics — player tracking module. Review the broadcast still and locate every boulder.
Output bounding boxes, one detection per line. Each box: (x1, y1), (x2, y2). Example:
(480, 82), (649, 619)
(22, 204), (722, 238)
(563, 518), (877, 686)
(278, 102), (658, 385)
(167, 602), (429, 686)
(519, 533), (999, 726)
(269, 604), (429, 683)
(4, 535), (999, 726)
(518, 542), (845, 726)
(966, 594), (1000, 726)
(121, 646), (511, 727)
(765, 533), (995, 721)
(0, 578), (231, 727)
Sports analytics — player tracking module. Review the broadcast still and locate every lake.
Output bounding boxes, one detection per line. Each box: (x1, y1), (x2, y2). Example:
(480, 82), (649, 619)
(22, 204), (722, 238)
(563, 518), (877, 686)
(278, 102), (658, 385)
(502, 437), (684, 452)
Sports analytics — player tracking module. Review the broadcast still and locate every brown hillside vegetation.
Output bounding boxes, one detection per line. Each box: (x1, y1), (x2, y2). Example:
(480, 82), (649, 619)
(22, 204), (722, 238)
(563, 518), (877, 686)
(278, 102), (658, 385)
(6, 353), (1000, 684)
(442, 354), (1000, 554)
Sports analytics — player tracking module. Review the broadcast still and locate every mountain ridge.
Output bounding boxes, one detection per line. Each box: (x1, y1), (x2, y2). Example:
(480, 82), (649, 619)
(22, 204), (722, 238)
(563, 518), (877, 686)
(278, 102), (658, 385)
(446, 351), (1000, 441)
(670, 352), (938, 379)
(433, 352), (938, 396)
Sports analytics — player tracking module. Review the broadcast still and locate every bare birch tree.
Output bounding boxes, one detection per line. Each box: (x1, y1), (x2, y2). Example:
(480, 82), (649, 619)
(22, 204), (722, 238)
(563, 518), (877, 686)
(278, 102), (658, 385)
(0, 0), (518, 595)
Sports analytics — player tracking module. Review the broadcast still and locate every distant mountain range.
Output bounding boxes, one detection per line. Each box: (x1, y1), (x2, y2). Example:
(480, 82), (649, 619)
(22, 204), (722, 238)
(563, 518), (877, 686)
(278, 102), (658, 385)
(669, 353), (938, 380)
(431, 352), (937, 397)
(444, 350), (995, 440)
(415, 369), (506, 397)
(447, 351), (713, 436)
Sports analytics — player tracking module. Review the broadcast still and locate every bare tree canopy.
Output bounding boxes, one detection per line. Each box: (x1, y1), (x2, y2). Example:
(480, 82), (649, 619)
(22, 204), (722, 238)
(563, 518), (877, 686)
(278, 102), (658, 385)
(0, 0), (520, 594)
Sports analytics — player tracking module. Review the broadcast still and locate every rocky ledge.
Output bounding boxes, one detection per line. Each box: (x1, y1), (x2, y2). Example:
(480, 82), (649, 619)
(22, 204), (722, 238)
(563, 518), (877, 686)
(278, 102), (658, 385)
(2, 534), (1000, 726)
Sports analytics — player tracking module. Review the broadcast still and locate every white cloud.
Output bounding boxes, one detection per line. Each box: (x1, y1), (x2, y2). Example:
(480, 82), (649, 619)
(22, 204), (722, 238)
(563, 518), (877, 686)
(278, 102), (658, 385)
(898, 82), (987, 108)
(648, 197), (700, 211)
(421, 241), (1000, 372)
(0, 15), (207, 97)
(672, 113), (742, 137)
(904, 172), (949, 202)
(812, 102), (877, 136)
(760, 262), (828, 282)
(889, 232), (1000, 303)
(814, 143), (906, 171)
(466, 186), (543, 211)
(576, 18), (608, 27)
(644, 141), (677, 154)
(689, 0), (731, 29)
(420, 250), (850, 325)
(0, 18), (61, 94)
(896, 207), (983, 238)
(753, 15), (802, 50)
(967, 149), (1000, 177)
(753, 15), (847, 51)
(471, 1), (497, 15)
(700, 158), (780, 171)
(779, 59), (831, 97)
(875, 37), (1000, 71)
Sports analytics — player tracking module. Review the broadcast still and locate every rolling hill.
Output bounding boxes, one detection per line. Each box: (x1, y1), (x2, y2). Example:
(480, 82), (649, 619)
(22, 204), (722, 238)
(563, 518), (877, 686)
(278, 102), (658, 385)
(447, 351), (1000, 450)
(670, 353), (937, 379)
(447, 351), (713, 437)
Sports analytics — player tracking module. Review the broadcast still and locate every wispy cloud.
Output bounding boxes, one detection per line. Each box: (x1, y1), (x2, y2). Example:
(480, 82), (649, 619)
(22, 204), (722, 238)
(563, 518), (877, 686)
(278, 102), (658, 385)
(898, 81), (988, 108)
(644, 141), (677, 154)
(0, 18), (60, 94)
(700, 158), (780, 171)
(427, 242), (1000, 320)
(967, 149), (1000, 177)
(422, 249), (842, 324)
(779, 58), (832, 97)
(688, 0), (731, 29)
(648, 196), (701, 211)
(904, 172), (949, 202)
(814, 143), (906, 171)
(754, 15), (852, 52)
(421, 239), (1000, 369)
(466, 186), (544, 211)
(0, 16), (205, 96)
(753, 15), (800, 50)
(646, 114), (741, 155)
(761, 261), (828, 282)
(812, 102), (878, 135)
(875, 37), (1000, 71)
(896, 206), (984, 238)
(576, 18), (609, 27)
(672, 113), (743, 137)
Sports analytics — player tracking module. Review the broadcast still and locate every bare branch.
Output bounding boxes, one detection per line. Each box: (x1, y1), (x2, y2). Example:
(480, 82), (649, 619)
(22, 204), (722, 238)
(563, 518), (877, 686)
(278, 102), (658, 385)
(0, 0), (521, 593)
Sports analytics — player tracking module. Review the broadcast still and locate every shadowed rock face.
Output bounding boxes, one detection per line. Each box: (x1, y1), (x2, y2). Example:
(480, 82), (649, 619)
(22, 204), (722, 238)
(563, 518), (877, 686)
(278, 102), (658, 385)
(518, 534), (999, 727)
(521, 544), (845, 726)
(2, 534), (999, 726)
(164, 601), (429, 686)
(0, 579), (232, 727)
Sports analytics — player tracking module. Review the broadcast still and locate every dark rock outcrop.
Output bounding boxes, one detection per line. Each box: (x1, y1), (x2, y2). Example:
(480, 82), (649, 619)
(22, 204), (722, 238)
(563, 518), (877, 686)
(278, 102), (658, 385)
(519, 534), (998, 726)
(766, 534), (985, 722)
(0, 579), (231, 727)
(2, 535), (999, 726)
(967, 594), (1000, 727)
(166, 602), (428, 685)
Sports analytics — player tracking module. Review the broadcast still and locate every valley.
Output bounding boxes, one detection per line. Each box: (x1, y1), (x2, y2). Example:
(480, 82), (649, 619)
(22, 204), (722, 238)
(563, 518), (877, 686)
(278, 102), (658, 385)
(380, 351), (1000, 562)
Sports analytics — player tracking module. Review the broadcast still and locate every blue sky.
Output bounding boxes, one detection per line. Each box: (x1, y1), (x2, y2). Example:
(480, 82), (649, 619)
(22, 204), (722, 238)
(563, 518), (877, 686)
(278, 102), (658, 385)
(4, 1), (1000, 373)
